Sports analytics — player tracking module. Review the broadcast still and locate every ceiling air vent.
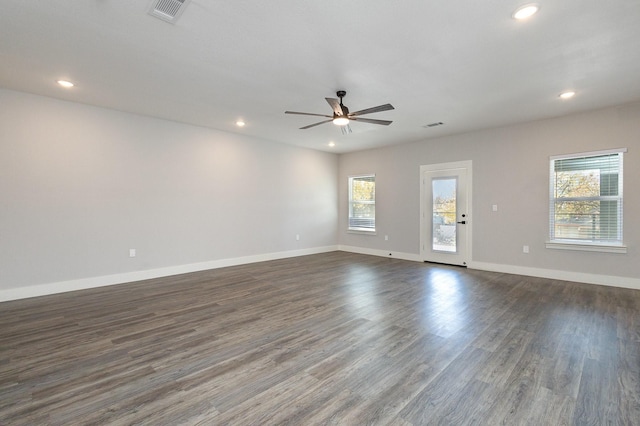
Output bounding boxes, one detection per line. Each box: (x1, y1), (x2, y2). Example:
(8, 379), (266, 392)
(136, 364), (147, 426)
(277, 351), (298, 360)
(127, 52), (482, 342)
(424, 122), (444, 128)
(148, 0), (191, 24)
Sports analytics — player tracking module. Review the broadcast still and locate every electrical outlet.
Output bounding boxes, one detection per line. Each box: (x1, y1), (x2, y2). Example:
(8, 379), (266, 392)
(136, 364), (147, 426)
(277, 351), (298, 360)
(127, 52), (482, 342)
(129, 249), (136, 257)
(492, 204), (498, 212)
(384, 235), (389, 241)
(296, 234), (300, 241)
(523, 245), (529, 254)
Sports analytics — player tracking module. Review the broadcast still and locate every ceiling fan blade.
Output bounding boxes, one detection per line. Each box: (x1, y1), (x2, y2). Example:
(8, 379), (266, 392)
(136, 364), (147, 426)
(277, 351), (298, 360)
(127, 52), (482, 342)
(340, 124), (353, 135)
(350, 117), (393, 126)
(349, 103), (395, 116)
(285, 111), (333, 118)
(300, 119), (333, 130)
(325, 98), (344, 116)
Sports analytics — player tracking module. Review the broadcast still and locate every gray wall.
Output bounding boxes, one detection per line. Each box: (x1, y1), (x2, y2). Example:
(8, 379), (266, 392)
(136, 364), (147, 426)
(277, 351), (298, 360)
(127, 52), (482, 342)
(339, 102), (640, 281)
(0, 89), (338, 293)
(2, 87), (638, 297)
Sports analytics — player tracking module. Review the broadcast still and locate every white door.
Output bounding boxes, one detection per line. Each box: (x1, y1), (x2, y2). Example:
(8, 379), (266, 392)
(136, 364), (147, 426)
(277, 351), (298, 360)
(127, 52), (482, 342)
(420, 161), (471, 266)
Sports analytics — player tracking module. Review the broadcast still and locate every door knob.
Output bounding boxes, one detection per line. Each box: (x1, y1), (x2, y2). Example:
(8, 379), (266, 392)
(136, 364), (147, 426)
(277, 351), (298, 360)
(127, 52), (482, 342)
(457, 220), (466, 224)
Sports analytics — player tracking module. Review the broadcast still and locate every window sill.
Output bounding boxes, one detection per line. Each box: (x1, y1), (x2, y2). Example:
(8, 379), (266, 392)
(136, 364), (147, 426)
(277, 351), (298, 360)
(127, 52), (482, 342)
(348, 229), (377, 236)
(546, 241), (627, 254)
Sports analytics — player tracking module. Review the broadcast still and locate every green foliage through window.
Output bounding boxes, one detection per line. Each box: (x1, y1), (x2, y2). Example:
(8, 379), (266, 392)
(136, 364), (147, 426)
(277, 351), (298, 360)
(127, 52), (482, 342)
(550, 151), (624, 244)
(349, 175), (375, 231)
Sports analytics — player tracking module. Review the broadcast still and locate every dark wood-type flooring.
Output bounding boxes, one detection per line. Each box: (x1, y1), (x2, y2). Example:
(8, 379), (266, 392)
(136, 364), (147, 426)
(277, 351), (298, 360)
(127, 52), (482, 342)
(1, 252), (639, 425)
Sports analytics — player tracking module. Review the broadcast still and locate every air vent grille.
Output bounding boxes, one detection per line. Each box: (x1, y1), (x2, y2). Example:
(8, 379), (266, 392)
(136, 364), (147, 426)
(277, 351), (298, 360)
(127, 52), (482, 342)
(148, 0), (191, 23)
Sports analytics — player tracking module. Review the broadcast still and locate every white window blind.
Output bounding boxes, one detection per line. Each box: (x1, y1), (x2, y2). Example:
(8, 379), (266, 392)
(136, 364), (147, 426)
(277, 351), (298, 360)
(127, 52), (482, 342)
(349, 175), (375, 232)
(549, 149), (625, 247)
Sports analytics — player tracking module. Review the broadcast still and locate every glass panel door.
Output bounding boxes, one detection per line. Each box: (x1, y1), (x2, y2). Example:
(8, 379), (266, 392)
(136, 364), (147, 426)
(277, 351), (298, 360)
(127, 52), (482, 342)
(421, 163), (470, 267)
(432, 178), (457, 252)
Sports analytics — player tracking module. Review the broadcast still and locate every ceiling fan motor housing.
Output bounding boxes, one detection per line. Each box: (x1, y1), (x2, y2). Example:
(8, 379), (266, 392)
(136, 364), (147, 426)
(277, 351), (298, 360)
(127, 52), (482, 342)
(338, 105), (349, 116)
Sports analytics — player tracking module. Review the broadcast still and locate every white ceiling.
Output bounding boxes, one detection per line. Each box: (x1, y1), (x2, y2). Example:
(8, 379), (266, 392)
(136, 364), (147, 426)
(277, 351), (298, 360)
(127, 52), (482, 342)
(2, 1), (640, 153)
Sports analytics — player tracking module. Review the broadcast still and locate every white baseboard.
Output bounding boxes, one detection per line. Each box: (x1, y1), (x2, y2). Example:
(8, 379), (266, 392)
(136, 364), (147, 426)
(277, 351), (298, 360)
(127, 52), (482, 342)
(0, 246), (339, 302)
(468, 261), (640, 291)
(4, 247), (637, 302)
(338, 245), (422, 262)
(339, 245), (640, 291)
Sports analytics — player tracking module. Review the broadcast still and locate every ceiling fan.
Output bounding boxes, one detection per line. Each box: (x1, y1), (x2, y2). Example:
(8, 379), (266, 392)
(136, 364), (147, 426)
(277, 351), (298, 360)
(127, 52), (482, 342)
(285, 90), (394, 135)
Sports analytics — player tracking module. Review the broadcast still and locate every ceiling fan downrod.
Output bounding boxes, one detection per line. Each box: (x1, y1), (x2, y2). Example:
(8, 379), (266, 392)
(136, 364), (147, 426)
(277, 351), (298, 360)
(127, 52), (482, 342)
(335, 90), (349, 116)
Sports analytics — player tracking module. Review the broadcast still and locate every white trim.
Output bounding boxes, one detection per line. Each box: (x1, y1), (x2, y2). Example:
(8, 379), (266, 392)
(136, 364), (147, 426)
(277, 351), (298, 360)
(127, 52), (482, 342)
(347, 229), (377, 235)
(546, 241), (627, 254)
(549, 150), (625, 246)
(469, 261), (640, 291)
(420, 160), (474, 172)
(348, 173), (376, 179)
(0, 246), (339, 302)
(419, 160), (473, 266)
(339, 249), (640, 290)
(338, 245), (422, 262)
(550, 147), (627, 160)
(5, 247), (638, 302)
(348, 173), (376, 233)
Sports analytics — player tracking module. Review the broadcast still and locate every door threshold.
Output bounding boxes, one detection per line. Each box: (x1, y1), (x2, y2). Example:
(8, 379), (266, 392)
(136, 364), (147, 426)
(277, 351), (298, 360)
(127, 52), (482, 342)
(423, 260), (468, 268)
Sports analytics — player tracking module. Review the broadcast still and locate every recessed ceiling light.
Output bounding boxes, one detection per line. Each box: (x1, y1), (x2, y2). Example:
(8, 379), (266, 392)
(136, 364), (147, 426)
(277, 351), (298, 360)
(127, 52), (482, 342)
(559, 91), (576, 100)
(57, 80), (74, 88)
(512, 4), (540, 20)
(328, 141), (335, 147)
(236, 120), (246, 127)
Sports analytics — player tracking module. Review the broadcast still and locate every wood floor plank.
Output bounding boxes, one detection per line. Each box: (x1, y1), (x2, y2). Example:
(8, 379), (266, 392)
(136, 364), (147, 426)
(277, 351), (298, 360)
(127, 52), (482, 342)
(573, 357), (619, 425)
(398, 346), (494, 424)
(1, 251), (639, 425)
(481, 350), (547, 424)
(474, 327), (535, 388)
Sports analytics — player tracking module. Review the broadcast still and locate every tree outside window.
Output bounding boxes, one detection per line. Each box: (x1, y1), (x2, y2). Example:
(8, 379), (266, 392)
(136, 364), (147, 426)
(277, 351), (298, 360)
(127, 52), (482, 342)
(349, 175), (375, 232)
(550, 151), (623, 244)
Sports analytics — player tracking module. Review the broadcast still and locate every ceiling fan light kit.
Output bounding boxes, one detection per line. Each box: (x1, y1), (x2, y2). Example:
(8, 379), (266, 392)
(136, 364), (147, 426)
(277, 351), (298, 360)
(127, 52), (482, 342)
(285, 90), (394, 134)
(333, 116), (350, 126)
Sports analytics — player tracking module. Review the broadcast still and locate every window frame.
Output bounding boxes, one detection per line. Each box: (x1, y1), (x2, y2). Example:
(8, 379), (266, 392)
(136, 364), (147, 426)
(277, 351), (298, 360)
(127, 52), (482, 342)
(547, 148), (627, 253)
(348, 174), (376, 234)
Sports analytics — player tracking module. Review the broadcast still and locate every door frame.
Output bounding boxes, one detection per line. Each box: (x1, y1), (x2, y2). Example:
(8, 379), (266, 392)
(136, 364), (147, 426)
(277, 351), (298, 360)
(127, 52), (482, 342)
(420, 160), (473, 265)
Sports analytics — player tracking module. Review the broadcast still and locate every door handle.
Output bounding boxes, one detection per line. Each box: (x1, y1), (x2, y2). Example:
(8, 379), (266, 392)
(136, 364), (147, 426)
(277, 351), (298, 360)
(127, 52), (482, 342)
(457, 220), (466, 224)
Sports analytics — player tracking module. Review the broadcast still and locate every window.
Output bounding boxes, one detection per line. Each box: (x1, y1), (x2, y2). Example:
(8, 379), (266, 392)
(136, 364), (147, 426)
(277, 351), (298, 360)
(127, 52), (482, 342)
(548, 148), (626, 252)
(348, 174), (376, 232)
